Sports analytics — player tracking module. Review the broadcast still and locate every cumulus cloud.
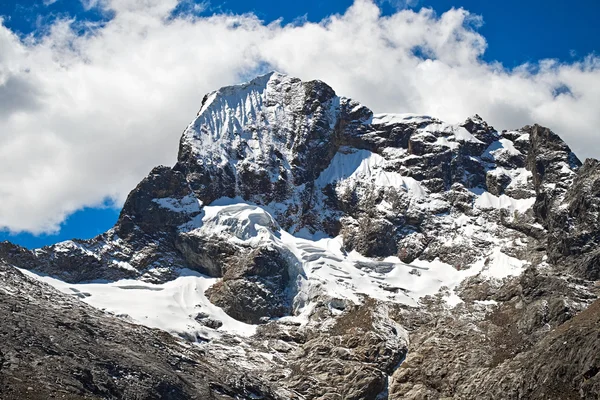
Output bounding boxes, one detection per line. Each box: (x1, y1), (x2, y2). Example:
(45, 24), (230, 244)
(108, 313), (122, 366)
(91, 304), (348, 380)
(0, 0), (599, 233)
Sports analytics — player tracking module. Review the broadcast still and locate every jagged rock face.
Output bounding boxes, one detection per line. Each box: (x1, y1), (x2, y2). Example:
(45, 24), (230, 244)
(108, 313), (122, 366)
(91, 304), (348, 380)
(389, 269), (599, 399)
(546, 158), (600, 280)
(205, 246), (291, 324)
(526, 124), (582, 225)
(176, 73), (368, 211)
(116, 166), (200, 238)
(0, 238), (138, 283)
(312, 113), (541, 262)
(237, 299), (408, 400)
(2, 72), (600, 400)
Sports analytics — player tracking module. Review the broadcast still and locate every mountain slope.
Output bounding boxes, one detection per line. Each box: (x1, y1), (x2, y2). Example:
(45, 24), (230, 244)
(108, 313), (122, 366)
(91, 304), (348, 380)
(1, 72), (599, 399)
(0, 263), (278, 400)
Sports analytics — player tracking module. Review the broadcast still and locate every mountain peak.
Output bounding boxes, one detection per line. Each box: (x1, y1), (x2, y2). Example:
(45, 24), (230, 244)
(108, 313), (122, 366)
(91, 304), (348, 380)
(195, 71), (299, 117)
(3, 73), (600, 400)
(176, 72), (351, 208)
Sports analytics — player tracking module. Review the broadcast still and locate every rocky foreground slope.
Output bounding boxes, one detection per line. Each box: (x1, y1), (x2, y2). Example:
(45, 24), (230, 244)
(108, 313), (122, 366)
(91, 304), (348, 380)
(1, 72), (600, 399)
(0, 263), (279, 400)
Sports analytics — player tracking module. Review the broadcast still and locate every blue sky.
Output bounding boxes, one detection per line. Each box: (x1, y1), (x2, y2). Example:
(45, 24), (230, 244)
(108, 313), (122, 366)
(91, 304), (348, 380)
(3, 0), (598, 65)
(0, 0), (599, 248)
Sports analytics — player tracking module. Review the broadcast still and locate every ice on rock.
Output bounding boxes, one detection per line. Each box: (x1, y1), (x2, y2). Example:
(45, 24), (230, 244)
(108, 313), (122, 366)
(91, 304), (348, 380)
(474, 191), (536, 213)
(316, 149), (427, 199)
(371, 113), (433, 125)
(198, 203), (278, 243)
(20, 268), (257, 339)
(152, 194), (202, 214)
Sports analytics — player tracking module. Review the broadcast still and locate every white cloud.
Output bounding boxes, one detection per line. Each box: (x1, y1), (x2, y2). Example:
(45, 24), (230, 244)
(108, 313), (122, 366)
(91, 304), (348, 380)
(0, 0), (599, 233)
(377, 0), (420, 10)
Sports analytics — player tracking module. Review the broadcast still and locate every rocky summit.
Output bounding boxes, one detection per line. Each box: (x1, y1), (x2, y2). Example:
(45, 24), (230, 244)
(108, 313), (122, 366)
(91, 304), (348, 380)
(1, 72), (599, 399)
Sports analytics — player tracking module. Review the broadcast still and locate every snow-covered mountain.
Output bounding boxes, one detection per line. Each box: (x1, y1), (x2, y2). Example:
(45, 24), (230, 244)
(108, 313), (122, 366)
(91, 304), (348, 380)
(1, 72), (599, 399)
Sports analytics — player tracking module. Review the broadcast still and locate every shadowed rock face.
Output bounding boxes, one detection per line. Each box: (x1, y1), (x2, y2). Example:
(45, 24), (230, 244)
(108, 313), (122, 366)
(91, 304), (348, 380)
(205, 246), (292, 324)
(116, 166), (198, 238)
(545, 158), (600, 280)
(1, 72), (600, 400)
